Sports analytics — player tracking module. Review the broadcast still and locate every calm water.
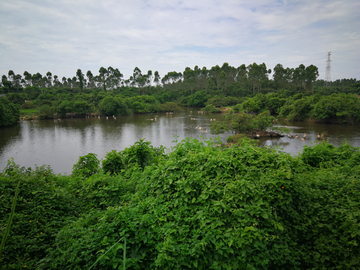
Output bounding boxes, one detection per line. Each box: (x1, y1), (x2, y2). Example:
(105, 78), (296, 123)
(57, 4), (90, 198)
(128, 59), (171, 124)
(1, 107), (360, 174)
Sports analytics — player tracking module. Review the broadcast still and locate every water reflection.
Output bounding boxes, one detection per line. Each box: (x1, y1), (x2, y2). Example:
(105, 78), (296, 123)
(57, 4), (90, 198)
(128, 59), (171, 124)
(0, 108), (231, 174)
(259, 121), (360, 155)
(0, 109), (359, 174)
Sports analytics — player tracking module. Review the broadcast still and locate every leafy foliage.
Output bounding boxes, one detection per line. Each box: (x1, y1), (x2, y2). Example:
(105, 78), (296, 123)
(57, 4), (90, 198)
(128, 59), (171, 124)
(98, 96), (130, 116)
(202, 104), (222, 113)
(211, 110), (275, 134)
(72, 153), (100, 178)
(0, 97), (20, 126)
(102, 139), (166, 175)
(0, 160), (81, 269)
(1, 139), (360, 269)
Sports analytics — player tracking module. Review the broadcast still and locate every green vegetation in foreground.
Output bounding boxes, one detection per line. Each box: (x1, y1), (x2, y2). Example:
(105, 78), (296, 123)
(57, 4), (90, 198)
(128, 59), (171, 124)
(1, 138), (360, 269)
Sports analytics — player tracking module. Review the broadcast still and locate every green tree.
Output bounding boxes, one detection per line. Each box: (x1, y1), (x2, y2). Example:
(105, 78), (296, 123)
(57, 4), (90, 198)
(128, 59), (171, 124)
(153, 71), (161, 87)
(76, 69), (85, 92)
(23, 71), (32, 87)
(219, 70), (228, 94)
(292, 64), (306, 90)
(305, 64), (319, 93)
(183, 67), (196, 94)
(273, 63), (287, 89)
(187, 90), (210, 107)
(86, 70), (95, 89)
(247, 62), (269, 94)
(73, 100), (92, 115)
(46, 72), (52, 88)
(32, 73), (43, 87)
(99, 67), (108, 91)
(72, 153), (100, 178)
(0, 97), (20, 126)
(98, 96), (129, 116)
(211, 110), (275, 134)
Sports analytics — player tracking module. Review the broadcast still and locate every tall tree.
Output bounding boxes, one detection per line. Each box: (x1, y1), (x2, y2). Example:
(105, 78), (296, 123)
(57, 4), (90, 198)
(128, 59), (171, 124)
(46, 71), (53, 87)
(62, 77), (67, 88)
(154, 71), (161, 87)
(209, 65), (221, 90)
(113, 68), (123, 89)
(183, 67), (196, 94)
(76, 69), (84, 92)
(247, 63), (269, 94)
(23, 71), (32, 87)
(53, 75), (61, 87)
(273, 64), (287, 90)
(219, 71), (228, 94)
(8, 70), (15, 83)
(293, 64), (306, 90)
(1, 75), (12, 93)
(32, 73), (43, 87)
(305, 65), (319, 93)
(86, 70), (95, 89)
(99, 67), (108, 91)
(72, 76), (78, 88)
(221, 62), (237, 86)
(199, 67), (209, 90)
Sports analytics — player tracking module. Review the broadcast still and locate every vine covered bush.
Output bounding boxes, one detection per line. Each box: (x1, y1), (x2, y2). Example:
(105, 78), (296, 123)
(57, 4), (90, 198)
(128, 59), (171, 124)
(1, 139), (359, 269)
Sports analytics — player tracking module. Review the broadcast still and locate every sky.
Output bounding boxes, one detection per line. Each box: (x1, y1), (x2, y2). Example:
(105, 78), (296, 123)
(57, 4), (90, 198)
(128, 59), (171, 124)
(1, 0), (359, 82)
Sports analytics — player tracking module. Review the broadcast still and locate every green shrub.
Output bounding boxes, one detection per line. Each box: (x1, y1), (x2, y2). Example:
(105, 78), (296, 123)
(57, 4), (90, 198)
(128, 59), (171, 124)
(1, 140), (359, 269)
(72, 153), (100, 178)
(202, 104), (222, 113)
(0, 160), (81, 269)
(0, 97), (20, 126)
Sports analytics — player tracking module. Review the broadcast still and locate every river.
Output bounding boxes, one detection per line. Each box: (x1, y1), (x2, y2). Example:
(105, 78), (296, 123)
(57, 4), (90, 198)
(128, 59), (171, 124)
(1, 108), (360, 174)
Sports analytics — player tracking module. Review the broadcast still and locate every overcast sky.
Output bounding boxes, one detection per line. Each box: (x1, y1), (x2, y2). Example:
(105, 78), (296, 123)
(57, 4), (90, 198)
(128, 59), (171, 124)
(1, 0), (359, 82)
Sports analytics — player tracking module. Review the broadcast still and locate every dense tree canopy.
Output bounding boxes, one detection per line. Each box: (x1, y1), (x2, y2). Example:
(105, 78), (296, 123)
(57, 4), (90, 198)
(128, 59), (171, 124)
(0, 97), (20, 127)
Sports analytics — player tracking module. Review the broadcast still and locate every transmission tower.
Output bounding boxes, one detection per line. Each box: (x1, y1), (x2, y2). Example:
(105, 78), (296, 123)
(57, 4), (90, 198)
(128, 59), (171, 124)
(325, 51), (331, 87)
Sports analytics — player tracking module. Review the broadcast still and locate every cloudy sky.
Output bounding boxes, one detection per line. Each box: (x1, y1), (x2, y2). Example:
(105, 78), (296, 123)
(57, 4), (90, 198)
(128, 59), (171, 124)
(1, 0), (359, 82)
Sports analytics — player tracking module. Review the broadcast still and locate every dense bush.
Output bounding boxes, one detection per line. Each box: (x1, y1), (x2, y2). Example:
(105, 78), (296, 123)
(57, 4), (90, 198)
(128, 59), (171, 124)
(0, 97), (20, 127)
(157, 102), (181, 112)
(102, 139), (166, 175)
(72, 153), (101, 178)
(206, 96), (243, 107)
(187, 91), (211, 107)
(1, 139), (359, 269)
(211, 110), (275, 134)
(0, 160), (81, 269)
(126, 95), (159, 114)
(202, 104), (222, 113)
(312, 93), (360, 123)
(98, 96), (130, 116)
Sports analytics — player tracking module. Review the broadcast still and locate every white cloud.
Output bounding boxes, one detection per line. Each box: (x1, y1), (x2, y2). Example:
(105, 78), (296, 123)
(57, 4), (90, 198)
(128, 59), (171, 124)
(0, 0), (359, 81)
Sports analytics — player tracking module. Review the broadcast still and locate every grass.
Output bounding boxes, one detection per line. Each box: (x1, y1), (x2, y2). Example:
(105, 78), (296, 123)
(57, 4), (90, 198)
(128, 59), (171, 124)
(20, 109), (40, 117)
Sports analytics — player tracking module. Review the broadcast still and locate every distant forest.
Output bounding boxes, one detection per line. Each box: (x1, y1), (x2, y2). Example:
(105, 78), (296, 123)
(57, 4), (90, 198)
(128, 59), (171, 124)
(2, 62), (358, 96)
(1, 62), (359, 127)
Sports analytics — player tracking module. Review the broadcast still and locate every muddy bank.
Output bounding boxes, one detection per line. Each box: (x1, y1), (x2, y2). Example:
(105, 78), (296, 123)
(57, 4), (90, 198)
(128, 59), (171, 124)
(246, 130), (284, 139)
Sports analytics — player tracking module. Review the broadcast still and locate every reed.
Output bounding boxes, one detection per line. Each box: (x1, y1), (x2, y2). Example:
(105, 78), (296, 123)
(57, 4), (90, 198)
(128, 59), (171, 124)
(0, 181), (20, 261)
(88, 236), (126, 270)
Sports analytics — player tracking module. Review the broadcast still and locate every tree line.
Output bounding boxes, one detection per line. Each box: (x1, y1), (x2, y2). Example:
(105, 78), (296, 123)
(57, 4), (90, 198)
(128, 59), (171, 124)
(1, 62), (359, 127)
(1, 62), (325, 95)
